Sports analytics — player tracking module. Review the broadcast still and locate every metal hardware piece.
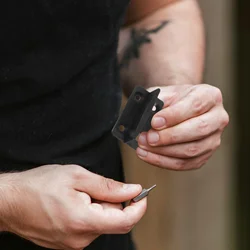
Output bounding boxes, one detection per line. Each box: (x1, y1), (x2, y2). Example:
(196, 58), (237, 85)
(132, 184), (157, 202)
(112, 86), (164, 149)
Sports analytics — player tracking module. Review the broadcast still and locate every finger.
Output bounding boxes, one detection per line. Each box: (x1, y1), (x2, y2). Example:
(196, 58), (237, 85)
(91, 201), (123, 210)
(77, 192), (91, 205)
(99, 202), (123, 210)
(88, 198), (147, 234)
(138, 131), (222, 159)
(148, 85), (192, 108)
(136, 150), (213, 170)
(152, 85), (221, 130)
(73, 168), (142, 203)
(146, 106), (228, 146)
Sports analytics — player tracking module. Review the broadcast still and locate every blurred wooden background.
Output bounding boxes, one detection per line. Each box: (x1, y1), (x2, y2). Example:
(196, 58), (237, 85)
(122, 0), (236, 249)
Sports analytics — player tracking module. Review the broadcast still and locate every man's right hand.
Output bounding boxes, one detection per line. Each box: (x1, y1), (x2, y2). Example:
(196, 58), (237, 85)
(0, 165), (146, 250)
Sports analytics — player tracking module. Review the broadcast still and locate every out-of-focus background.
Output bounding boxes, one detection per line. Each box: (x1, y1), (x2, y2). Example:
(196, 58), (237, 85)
(122, 0), (250, 249)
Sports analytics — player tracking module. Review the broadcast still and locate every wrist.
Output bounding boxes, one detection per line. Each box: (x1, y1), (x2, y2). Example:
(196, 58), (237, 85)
(144, 70), (201, 89)
(121, 67), (201, 97)
(0, 173), (21, 232)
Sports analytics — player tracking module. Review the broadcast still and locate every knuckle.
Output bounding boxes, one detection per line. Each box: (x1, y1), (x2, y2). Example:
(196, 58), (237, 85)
(197, 118), (209, 135)
(191, 96), (204, 115)
(174, 159), (187, 170)
(101, 178), (118, 193)
(222, 111), (230, 127)
(153, 154), (165, 167)
(69, 165), (85, 179)
(169, 132), (179, 144)
(184, 144), (200, 158)
(213, 87), (223, 103)
(194, 84), (208, 94)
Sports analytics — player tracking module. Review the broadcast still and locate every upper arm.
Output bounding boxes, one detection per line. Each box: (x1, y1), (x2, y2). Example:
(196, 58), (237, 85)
(125, 0), (180, 25)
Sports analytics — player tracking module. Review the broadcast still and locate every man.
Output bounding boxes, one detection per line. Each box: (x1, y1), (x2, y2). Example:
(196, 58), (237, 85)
(0, 0), (229, 249)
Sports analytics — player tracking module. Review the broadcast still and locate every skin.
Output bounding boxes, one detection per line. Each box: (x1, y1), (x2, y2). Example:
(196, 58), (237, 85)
(136, 85), (229, 170)
(119, 0), (229, 170)
(0, 165), (146, 249)
(0, 0), (227, 249)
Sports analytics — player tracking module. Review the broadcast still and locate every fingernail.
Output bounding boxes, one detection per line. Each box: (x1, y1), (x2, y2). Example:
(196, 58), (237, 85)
(123, 184), (141, 191)
(138, 134), (147, 146)
(137, 148), (148, 157)
(148, 131), (159, 145)
(152, 117), (166, 129)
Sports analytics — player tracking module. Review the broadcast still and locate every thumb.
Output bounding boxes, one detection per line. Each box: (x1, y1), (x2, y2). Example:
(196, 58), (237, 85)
(75, 169), (142, 203)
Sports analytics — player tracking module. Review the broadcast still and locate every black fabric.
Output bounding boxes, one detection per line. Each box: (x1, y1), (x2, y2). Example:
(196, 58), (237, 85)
(0, 0), (134, 249)
(0, 234), (136, 250)
(0, 138), (136, 250)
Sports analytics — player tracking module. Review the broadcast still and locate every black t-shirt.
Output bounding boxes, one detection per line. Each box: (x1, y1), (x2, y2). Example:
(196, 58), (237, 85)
(0, 1), (135, 249)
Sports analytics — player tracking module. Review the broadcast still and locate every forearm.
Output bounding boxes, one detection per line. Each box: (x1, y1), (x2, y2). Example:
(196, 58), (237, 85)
(118, 0), (205, 95)
(0, 173), (18, 232)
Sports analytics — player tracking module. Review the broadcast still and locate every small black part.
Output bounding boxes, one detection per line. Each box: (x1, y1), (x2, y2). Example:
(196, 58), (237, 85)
(112, 86), (164, 149)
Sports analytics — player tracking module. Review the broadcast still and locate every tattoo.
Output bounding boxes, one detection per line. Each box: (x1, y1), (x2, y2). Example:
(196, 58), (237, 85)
(119, 21), (170, 69)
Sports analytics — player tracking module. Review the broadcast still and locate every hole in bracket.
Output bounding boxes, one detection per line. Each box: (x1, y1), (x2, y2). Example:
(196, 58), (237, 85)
(152, 104), (157, 111)
(134, 93), (144, 102)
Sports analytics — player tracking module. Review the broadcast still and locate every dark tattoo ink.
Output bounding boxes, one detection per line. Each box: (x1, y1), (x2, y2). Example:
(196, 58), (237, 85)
(119, 21), (170, 69)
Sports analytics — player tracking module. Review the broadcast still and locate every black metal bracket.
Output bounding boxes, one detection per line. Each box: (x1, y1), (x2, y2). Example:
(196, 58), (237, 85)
(112, 86), (164, 149)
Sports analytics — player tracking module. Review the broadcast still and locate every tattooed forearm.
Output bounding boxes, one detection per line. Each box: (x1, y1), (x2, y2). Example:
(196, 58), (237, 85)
(119, 20), (170, 69)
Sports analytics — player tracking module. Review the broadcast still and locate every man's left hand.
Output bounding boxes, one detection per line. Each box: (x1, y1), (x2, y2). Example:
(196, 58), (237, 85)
(136, 84), (229, 170)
